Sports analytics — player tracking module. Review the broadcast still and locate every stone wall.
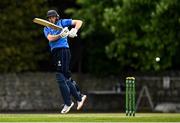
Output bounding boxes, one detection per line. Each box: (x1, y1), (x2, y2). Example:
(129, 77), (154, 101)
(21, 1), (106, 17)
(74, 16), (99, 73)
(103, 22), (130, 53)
(0, 73), (61, 111)
(0, 72), (180, 112)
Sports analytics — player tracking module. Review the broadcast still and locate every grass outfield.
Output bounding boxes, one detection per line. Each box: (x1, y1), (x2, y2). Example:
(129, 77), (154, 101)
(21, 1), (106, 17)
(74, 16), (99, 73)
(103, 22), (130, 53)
(0, 113), (180, 122)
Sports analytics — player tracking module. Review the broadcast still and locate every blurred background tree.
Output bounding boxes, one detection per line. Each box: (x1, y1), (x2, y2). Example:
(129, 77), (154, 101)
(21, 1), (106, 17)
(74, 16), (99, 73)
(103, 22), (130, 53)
(66, 0), (121, 75)
(103, 0), (180, 72)
(0, 0), (180, 75)
(66, 0), (180, 75)
(0, 0), (49, 72)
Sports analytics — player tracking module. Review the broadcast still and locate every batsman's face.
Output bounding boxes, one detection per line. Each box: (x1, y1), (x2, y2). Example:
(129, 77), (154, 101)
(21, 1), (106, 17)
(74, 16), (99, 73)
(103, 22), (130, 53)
(48, 16), (57, 23)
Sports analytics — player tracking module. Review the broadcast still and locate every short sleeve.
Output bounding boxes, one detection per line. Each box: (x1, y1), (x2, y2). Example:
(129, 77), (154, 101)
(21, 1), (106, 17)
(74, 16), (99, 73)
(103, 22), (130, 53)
(61, 19), (72, 27)
(44, 27), (50, 38)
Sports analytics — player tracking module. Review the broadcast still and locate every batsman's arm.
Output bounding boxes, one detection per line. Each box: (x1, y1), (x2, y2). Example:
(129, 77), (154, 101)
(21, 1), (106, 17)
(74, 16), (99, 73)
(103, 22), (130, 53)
(68, 20), (83, 38)
(72, 20), (83, 30)
(47, 27), (69, 42)
(47, 34), (61, 42)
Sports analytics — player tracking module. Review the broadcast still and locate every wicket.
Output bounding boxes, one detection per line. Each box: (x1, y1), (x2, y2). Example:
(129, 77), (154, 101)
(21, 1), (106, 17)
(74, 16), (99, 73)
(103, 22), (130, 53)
(125, 77), (136, 116)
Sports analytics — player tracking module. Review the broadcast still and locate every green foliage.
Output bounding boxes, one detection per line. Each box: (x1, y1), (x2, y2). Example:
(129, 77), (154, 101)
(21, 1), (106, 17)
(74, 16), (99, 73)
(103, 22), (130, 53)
(66, 0), (120, 75)
(103, 0), (180, 71)
(0, 0), (49, 72)
(67, 0), (180, 74)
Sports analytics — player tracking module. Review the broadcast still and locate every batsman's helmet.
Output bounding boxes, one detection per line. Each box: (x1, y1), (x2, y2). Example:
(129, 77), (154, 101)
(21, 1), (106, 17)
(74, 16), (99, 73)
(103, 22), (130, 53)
(47, 10), (59, 18)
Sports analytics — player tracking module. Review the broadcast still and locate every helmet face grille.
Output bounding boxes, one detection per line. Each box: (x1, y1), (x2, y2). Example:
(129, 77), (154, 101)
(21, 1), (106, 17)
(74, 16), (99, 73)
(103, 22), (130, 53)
(47, 10), (59, 18)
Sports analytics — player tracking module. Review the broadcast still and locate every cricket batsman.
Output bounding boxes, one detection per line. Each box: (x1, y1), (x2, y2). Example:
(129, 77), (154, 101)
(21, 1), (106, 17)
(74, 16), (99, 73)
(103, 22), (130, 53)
(43, 10), (87, 114)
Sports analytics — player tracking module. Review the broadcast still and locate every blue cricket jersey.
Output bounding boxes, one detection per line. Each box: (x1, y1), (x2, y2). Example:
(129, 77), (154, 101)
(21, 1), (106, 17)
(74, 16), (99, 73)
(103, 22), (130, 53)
(43, 19), (72, 51)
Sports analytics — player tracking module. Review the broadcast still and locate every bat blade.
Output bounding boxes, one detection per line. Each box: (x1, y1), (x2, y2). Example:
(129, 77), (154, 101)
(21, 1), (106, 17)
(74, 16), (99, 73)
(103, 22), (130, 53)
(33, 18), (63, 30)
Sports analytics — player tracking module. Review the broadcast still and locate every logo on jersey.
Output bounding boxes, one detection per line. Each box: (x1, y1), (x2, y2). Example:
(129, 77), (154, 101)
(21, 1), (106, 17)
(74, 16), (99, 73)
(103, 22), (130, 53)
(58, 60), (61, 66)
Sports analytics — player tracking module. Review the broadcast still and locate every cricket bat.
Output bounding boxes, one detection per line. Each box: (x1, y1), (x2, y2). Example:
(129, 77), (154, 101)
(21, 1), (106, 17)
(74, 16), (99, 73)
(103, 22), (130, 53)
(33, 18), (63, 30)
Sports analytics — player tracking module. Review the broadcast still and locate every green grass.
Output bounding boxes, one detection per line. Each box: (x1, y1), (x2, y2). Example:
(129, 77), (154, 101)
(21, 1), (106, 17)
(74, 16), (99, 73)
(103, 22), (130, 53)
(0, 113), (180, 122)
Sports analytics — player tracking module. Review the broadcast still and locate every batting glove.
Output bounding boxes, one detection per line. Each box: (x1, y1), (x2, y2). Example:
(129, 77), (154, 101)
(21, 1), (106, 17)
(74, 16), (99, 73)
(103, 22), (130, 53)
(60, 27), (69, 38)
(68, 28), (78, 38)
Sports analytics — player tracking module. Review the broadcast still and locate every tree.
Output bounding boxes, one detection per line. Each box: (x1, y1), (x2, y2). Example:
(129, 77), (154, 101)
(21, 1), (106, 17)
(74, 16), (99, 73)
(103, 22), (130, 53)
(0, 0), (49, 72)
(66, 0), (120, 75)
(67, 0), (180, 75)
(103, 0), (180, 71)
